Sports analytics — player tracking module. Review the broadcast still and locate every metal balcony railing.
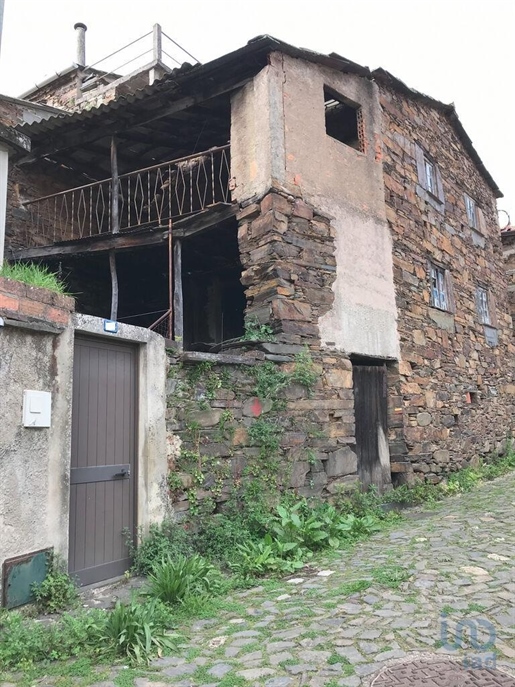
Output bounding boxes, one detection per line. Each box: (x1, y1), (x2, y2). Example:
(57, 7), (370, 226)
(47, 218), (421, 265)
(22, 145), (231, 246)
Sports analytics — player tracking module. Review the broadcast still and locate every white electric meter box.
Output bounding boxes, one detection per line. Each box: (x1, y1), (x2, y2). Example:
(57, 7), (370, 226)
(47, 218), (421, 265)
(23, 390), (52, 428)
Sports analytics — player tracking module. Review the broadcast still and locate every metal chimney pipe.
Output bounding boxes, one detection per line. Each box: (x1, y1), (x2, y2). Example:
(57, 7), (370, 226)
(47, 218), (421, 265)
(74, 22), (87, 67)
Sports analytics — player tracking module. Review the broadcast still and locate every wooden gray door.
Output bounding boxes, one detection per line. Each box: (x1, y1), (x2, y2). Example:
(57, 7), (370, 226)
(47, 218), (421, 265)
(353, 364), (391, 490)
(69, 336), (137, 586)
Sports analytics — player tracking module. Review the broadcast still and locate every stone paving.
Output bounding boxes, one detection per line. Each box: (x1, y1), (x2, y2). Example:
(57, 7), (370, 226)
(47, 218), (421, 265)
(370, 657), (515, 686)
(3, 474), (515, 686)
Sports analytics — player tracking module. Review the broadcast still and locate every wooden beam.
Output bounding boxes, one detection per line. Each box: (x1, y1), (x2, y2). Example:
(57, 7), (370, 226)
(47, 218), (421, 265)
(11, 203), (238, 260)
(109, 137), (120, 320)
(180, 351), (257, 366)
(173, 237), (183, 343)
(20, 74), (252, 164)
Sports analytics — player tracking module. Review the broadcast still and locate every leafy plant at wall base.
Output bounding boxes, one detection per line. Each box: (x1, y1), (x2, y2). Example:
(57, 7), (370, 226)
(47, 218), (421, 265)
(31, 553), (78, 613)
(145, 554), (226, 605)
(96, 599), (180, 664)
(127, 522), (194, 576)
(229, 534), (304, 578)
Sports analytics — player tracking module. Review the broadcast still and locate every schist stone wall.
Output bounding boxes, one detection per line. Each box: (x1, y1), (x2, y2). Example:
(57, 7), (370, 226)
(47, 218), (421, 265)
(165, 190), (364, 517)
(379, 85), (515, 481)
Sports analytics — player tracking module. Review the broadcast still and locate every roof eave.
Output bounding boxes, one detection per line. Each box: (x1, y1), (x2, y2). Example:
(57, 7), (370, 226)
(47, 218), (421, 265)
(372, 68), (503, 198)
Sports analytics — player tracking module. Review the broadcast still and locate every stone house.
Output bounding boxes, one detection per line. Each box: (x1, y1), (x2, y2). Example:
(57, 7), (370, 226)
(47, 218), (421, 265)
(1, 33), (513, 593)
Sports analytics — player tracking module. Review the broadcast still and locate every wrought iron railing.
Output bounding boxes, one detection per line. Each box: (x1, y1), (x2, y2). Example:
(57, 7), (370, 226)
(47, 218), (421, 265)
(22, 145), (231, 246)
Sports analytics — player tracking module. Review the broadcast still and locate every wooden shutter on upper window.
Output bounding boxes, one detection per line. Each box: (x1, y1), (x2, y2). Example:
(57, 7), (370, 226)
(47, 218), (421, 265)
(414, 144), (426, 187)
(434, 164), (445, 204)
(444, 270), (456, 313)
(487, 290), (498, 328)
(477, 207), (487, 234)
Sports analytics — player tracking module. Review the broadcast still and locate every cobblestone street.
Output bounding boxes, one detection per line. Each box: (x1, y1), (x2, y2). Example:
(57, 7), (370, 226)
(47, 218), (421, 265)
(4, 475), (515, 686)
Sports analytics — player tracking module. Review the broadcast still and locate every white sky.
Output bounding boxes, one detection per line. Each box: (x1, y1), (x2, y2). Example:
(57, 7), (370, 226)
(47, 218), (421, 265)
(0, 0), (513, 222)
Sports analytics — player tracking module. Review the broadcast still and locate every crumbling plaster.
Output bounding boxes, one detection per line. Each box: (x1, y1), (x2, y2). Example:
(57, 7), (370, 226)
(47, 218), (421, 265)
(0, 324), (74, 597)
(231, 53), (399, 359)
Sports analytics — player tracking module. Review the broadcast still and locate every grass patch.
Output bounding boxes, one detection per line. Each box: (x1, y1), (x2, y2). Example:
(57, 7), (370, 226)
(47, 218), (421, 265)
(371, 565), (411, 589)
(0, 261), (69, 295)
(329, 579), (371, 598)
(218, 675), (247, 687)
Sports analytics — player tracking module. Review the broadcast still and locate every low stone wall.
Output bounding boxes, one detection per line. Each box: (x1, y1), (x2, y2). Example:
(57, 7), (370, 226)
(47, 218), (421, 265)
(165, 347), (358, 519)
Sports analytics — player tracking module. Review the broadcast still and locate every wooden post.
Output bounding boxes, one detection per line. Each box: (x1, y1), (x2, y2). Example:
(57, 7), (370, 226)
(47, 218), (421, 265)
(150, 24), (163, 85)
(109, 136), (120, 320)
(110, 137), (119, 235)
(109, 251), (119, 321)
(173, 237), (183, 344)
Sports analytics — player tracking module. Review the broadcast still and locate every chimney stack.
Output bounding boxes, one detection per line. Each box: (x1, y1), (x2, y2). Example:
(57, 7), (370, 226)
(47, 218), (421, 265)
(74, 22), (87, 67)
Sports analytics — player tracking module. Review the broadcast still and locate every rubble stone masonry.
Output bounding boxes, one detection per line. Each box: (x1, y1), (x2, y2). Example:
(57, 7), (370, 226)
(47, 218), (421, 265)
(165, 190), (362, 517)
(379, 85), (515, 482)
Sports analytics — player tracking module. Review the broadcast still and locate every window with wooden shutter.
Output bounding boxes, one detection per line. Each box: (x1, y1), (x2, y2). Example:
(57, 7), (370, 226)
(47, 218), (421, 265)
(430, 264), (454, 312)
(464, 193), (478, 230)
(475, 286), (498, 328)
(476, 286), (490, 325)
(414, 144), (445, 209)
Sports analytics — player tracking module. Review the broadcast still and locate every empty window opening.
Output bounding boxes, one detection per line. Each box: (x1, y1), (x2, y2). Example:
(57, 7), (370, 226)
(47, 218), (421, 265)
(430, 264), (449, 311)
(182, 221), (245, 351)
(324, 87), (364, 152)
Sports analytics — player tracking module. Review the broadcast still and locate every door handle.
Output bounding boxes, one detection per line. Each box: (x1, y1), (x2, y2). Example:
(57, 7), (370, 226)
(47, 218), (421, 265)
(113, 467), (130, 478)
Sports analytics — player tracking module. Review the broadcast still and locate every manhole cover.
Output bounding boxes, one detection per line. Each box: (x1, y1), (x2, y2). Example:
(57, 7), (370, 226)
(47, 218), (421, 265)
(371, 658), (515, 686)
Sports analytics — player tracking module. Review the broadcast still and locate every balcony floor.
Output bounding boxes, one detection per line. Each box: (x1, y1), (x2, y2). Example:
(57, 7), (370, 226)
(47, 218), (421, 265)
(12, 203), (236, 261)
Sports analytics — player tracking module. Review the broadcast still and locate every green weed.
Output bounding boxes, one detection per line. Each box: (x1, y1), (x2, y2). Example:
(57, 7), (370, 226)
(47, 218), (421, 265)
(145, 554), (226, 605)
(0, 261), (70, 294)
(31, 553), (78, 614)
(371, 565), (411, 589)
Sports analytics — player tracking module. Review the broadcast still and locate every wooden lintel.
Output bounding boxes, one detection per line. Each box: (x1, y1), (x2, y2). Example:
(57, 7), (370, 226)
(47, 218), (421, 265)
(180, 351), (257, 366)
(12, 203), (238, 261)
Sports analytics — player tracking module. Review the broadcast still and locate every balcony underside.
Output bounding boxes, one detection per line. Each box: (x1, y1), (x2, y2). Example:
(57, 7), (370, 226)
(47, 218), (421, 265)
(12, 202), (237, 261)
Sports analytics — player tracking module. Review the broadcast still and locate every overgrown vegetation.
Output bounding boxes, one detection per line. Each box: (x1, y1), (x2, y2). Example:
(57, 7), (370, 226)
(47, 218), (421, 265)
(31, 553), (78, 614)
(145, 555), (226, 604)
(0, 600), (179, 670)
(3, 446), (515, 673)
(240, 318), (276, 342)
(0, 261), (69, 295)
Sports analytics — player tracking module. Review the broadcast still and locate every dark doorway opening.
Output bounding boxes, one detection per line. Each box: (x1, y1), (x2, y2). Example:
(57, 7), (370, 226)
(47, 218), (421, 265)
(182, 221), (245, 350)
(352, 361), (391, 491)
